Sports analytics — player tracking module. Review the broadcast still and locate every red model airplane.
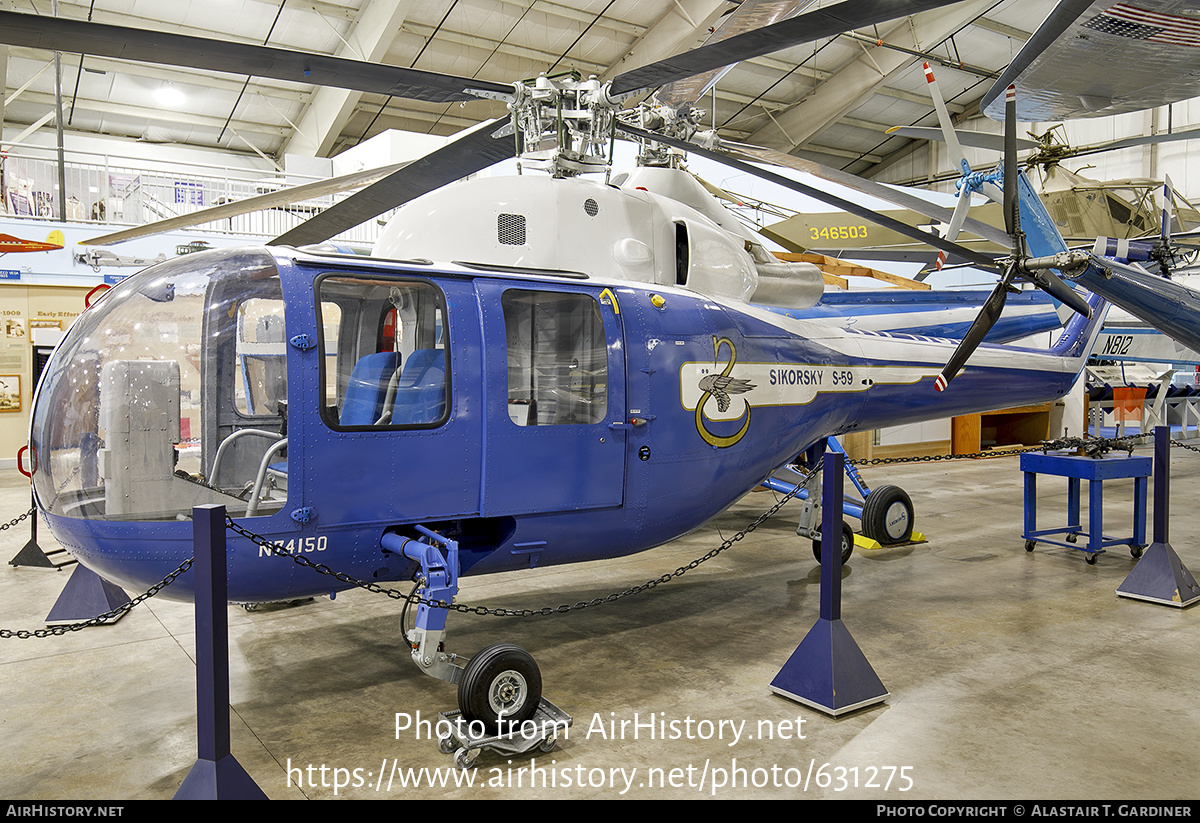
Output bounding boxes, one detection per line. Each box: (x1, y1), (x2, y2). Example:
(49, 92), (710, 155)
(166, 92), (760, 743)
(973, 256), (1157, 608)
(0, 231), (64, 255)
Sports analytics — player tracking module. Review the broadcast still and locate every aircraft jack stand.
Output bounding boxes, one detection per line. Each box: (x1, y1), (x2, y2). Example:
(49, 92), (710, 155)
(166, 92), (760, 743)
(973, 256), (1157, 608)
(1117, 427), (1200, 608)
(771, 452), (888, 716)
(437, 699), (572, 770)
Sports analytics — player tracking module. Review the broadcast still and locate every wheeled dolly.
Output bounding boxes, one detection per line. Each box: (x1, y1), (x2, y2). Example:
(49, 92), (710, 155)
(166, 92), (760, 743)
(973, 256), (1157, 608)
(437, 699), (572, 769)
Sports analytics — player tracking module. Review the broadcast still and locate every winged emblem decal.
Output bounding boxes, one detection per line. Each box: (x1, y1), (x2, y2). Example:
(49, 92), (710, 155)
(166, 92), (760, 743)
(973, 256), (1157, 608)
(694, 336), (755, 448)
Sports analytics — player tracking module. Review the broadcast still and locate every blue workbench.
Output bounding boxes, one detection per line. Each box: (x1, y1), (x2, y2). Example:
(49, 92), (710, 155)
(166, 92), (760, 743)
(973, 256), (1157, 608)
(1020, 451), (1151, 564)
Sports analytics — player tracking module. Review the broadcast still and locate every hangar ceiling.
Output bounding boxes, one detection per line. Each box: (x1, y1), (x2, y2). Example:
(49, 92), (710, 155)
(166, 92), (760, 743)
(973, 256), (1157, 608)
(0, 0), (1059, 181)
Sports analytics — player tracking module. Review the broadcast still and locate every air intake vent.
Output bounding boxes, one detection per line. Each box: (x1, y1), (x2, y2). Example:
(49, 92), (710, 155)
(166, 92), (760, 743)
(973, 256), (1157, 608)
(498, 213), (527, 245)
(584, 198), (599, 217)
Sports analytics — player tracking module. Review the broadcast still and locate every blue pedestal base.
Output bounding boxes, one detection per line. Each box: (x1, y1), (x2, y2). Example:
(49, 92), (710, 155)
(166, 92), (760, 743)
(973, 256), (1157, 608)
(769, 617), (888, 716)
(174, 754), (268, 800)
(1116, 540), (1200, 608)
(45, 564), (130, 624)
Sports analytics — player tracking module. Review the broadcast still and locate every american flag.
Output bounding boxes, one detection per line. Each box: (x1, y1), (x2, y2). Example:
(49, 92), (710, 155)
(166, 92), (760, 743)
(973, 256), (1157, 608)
(1084, 3), (1200, 47)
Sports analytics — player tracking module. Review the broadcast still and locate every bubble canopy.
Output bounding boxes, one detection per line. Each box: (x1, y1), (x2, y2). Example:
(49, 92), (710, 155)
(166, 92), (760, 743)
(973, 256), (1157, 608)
(31, 248), (290, 522)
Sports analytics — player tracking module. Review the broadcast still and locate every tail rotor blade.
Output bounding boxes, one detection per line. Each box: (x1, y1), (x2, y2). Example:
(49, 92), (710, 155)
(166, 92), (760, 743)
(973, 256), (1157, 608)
(935, 276), (1011, 392)
(931, 187), (976, 271)
(1162, 174), (1175, 244)
(1031, 269), (1092, 318)
(924, 61), (967, 173)
(1003, 84), (1018, 239)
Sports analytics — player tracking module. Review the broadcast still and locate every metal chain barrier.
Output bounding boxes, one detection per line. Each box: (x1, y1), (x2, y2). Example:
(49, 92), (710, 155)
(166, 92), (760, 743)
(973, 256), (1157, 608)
(3, 471), (810, 639)
(226, 466), (816, 619)
(1170, 438), (1200, 455)
(845, 433), (1153, 468)
(0, 507), (35, 532)
(5, 432), (1178, 638)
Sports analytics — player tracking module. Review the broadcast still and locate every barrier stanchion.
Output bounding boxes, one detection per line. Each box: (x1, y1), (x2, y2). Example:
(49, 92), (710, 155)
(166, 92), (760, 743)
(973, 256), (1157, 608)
(9, 447), (70, 569)
(174, 504), (266, 800)
(769, 451), (889, 716)
(1116, 426), (1200, 607)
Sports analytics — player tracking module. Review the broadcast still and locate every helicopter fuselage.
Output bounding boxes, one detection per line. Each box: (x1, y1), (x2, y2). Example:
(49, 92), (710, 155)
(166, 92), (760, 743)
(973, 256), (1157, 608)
(30, 236), (1102, 604)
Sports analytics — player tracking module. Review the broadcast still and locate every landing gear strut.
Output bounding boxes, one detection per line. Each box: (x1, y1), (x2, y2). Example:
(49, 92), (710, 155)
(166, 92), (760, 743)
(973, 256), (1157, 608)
(380, 528), (570, 766)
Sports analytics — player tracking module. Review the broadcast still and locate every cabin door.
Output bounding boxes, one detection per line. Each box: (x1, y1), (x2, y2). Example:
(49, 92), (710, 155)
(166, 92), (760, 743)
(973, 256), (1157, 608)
(478, 282), (626, 515)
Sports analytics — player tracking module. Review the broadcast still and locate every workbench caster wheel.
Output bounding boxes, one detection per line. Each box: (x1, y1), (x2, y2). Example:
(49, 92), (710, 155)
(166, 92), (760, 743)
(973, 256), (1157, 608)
(454, 747), (478, 770)
(860, 485), (914, 545)
(458, 643), (542, 730)
(812, 520), (854, 565)
(1066, 533), (1078, 544)
(1085, 553), (1098, 565)
(1131, 545), (1145, 559)
(1025, 540), (1036, 552)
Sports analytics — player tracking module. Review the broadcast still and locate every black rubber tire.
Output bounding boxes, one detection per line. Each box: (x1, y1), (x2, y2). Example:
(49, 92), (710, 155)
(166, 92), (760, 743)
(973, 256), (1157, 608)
(811, 520), (855, 565)
(860, 485), (914, 545)
(458, 643), (542, 730)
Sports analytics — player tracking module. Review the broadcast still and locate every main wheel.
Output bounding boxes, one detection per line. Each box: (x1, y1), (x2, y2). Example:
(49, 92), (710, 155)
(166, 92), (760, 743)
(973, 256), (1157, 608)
(458, 643), (542, 730)
(860, 485), (914, 545)
(811, 520), (855, 565)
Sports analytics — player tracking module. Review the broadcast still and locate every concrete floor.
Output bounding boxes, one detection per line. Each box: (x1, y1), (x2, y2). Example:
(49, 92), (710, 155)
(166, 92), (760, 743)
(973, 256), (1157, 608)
(1, 444), (1198, 801)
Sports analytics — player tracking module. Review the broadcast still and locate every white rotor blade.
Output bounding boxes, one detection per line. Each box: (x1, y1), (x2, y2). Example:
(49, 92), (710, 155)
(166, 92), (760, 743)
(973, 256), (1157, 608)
(85, 162), (412, 246)
(933, 188), (976, 271)
(923, 61), (966, 172)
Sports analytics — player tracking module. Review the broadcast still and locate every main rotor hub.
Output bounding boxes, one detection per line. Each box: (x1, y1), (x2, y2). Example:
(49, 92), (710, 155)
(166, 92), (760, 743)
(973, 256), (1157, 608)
(509, 73), (615, 178)
(618, 101), (717, 169)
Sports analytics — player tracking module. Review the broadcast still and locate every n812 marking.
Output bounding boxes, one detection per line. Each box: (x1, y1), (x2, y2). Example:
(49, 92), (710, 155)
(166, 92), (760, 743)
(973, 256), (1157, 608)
(1102, 335), (1134, 356)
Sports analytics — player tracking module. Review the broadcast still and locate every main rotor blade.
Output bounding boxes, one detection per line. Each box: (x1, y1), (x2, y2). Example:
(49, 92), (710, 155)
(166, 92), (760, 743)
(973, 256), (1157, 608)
(935, 276), (1010, 392)
(85, 162), (412, 246)
(610, 0), (970, 97)
(272, 117), (515, 247)
(652, 0), (807, 114)
(720, 140), (1012, 248)
(0, 10), (512, 104)
(1066, 127), (1200, 160)
(886, 125), (1039, 153)
(619, 124), (1000, 269)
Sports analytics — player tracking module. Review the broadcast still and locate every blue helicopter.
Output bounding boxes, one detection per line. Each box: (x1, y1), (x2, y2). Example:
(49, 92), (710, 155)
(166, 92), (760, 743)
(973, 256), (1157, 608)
(11, 0), (1123, 730)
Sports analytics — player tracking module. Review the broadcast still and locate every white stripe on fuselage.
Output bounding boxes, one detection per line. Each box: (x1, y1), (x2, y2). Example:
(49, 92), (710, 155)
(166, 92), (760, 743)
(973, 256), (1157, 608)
(710, 297), (1080, 376)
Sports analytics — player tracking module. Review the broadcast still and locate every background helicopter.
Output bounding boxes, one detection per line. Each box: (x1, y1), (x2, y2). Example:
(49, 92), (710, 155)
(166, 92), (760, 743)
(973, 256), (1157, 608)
(8, 0), (1131, 733)
(858, 3), (1200, 364)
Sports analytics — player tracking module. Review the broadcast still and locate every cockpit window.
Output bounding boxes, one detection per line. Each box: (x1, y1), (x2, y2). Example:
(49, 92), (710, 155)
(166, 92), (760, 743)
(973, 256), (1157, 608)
(234, 298), (288, 416)
(29, 248), (289, 521)
(316, 275), (449, 429)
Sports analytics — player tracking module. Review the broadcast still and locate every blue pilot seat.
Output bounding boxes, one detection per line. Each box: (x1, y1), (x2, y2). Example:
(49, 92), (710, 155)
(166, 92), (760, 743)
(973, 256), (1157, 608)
(340, 351), (401, 426)
(389, 349), (446, 425)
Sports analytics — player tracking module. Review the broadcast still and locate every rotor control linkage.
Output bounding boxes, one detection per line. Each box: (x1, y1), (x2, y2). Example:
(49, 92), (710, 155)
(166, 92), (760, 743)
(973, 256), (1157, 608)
(381, 528), (463, 685)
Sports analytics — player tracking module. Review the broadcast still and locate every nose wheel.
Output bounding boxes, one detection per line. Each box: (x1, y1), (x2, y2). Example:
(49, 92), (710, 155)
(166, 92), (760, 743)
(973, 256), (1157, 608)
(458, 643), (543, 730)
(437, 643), (570, 770)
